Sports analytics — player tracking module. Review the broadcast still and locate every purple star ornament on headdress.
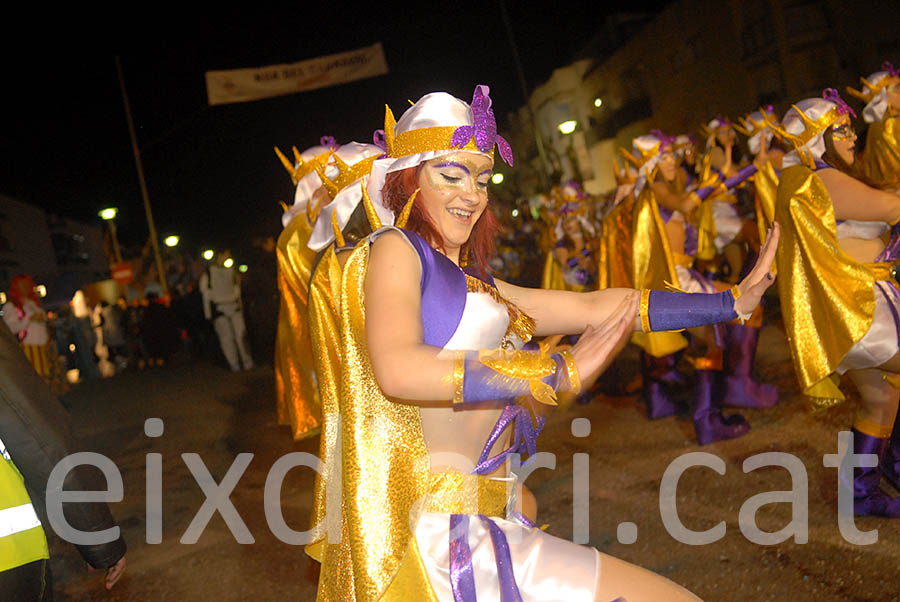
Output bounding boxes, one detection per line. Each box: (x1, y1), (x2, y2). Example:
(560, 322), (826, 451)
(451, 85), (514, 166)
(650, 129), (676, 152)
(882, 61), (899, 77)
(822, 88), (857, 118)
(320, 135), (341, 149)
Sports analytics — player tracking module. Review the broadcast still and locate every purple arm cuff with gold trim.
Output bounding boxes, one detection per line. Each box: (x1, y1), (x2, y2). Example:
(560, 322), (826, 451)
(639, 286), (741, 333)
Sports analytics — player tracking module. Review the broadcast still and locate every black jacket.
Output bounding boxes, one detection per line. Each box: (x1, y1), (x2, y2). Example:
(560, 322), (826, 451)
(0, 321), (126, 569)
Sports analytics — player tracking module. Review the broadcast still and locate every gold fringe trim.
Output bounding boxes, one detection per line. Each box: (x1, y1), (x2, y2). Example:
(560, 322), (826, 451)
(465, 275), (536, 343)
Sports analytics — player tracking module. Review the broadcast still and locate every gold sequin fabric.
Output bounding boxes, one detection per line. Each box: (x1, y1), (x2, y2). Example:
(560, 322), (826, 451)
(478, 348), (560, 406)
(274, 212), (321, 441)
(629, 187), (689, 358)
(774, 165), (876, 401)
(861, 116), (900, 188)
(754, 161), (780, 276)
(598, 195), (635, 289)
(330, 241), (432, 602)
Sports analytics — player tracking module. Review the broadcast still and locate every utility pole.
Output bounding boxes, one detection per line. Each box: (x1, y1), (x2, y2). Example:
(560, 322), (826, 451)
(499, 0), (551, 189)
(115, 55), (168, 295)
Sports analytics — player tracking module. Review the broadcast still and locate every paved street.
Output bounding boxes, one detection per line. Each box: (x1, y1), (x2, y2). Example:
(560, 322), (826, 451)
(51, 322), (900, 601)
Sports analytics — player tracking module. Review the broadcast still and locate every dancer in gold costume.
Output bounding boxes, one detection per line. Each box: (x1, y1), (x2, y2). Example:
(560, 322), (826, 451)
(846, 62), (900, 188)
(310, 84), (779, 601)
(769, 90), (900, 516)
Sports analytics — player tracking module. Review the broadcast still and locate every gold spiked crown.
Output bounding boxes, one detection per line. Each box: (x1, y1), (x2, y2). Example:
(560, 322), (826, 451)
(313, 151), (380, 201)
(383, 104), (490, 160)
(845, 73), (899, 103)
(761, 103), (844, 169)
(274, 146), (333, 186)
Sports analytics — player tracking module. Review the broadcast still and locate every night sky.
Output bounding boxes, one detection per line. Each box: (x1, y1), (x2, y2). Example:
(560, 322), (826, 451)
(4, 3), (665, 259)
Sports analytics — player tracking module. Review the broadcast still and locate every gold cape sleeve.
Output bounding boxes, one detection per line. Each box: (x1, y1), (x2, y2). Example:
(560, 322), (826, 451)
(274, 212), (321, 440)
(754, 161), (779, 276)
(629, 188), (689, 357)
(774, 165), (877, 401)
(598, 196), (636, 289)
(314, 240), (434, 602)
(860, 116), (900, 189)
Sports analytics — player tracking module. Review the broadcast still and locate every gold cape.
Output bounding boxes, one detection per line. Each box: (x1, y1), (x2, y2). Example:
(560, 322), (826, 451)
(598, 196), (635, 290)
(629, 187), (689, 357)
(753, 160), (779, 276)
(274, 212), (322, 440)
(861, 116), (900, 188)
(774, 165), (877, 401)
(317, 239), (436, 602)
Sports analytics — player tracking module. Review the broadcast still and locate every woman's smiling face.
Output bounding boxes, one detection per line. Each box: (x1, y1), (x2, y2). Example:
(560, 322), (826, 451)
(416, 152), (493, 254)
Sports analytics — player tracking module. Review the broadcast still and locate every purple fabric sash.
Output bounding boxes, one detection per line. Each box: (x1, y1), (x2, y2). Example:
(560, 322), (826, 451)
(450, 514), (477, 602)
(448, 404), (545, 601)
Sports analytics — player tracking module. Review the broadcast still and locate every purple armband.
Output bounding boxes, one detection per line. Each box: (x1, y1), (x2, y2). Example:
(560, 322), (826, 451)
(638, 287), (740, 333)
(722, 164), (758, 190)
(453, 350), (578, 406)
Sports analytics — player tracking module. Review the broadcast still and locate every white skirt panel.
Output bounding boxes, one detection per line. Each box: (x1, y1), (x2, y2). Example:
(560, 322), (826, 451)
(712, 201), (742, 252)
(838, 282), (900, 373)
(415, 512), (599, 602)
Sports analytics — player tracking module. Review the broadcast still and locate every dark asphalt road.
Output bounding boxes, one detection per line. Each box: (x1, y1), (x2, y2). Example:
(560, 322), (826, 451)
(49, 325), (900, 601)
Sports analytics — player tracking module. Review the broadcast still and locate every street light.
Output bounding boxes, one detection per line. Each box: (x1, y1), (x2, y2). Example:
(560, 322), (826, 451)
(223, 258), (234, 269)
(202, 249), (215, 261)
(35, 285), (47, 298)
(98, 207), (123, 264)
(593, 98), (603, 108)
(98, 207), (118, 221)
(163, 235), (180, 248)
(511, 208), (520, 218)
(558, 120), (577, 135)
(491, 173), (504, 185)
(238, 264), (249, 273)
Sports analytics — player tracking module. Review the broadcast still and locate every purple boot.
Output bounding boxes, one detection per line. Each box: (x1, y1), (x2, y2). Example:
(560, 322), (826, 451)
(640, 351), (684, 419)
(723, 324), (778, 409)
(693, 369), (750, 445)
(881, 418), (900, 491)
(849, 429), (900, 517)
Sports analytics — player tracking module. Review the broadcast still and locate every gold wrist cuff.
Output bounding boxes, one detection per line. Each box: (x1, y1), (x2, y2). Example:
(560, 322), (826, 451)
(452, 350), (465, 405)
(559, 350), (581, 396)
(639, 289), (652, 333)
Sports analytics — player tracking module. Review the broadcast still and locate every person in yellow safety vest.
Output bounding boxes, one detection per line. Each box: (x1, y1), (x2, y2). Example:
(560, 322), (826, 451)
(0, 320), (126, 599)
(0, 433), (50, 599)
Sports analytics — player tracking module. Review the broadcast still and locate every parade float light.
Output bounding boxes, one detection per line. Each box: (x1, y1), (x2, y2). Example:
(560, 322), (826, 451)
(35, 285), (47, 298)
(223, 258), (234, 268)
(558, 120), (577, 134)
(98, 207), (118, 220)
(238, 264), (249, 273)
(69, 344), (76, 352)
(511, 209), (520, 218)
(202, 249), (215, 261)
(163, 235), (180, 248)
(491, 173), (504, 185)
(593, 98), (603, 108)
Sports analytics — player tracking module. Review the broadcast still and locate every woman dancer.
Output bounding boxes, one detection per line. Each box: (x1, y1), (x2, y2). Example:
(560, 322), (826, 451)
(317, 85), (779, 601)
(769, 89), (900, 516)
(846, 62), (900, 188)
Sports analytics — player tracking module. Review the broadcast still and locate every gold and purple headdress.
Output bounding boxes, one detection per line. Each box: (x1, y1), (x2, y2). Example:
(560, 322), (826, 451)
(274, 136), (341, 228)
(734, 106), (777, 155)
(765, 89), (856, 169)
(362, 85), (514, 226)
(846, 62), (900, 123)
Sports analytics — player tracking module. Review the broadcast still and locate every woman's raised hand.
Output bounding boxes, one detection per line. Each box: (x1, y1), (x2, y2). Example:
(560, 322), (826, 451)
(734, 221), (780, 316)
(569, 291), (639, 390)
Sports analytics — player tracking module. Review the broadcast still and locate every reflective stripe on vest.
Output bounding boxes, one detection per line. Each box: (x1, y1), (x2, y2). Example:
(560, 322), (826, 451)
(0, 503), (41, 538)
(0, 434), (49, 571)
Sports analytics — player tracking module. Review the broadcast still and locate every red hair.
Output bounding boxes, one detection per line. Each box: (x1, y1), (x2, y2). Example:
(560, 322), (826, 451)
(382, 166), (499, 277)
(9, 274), (39, 309)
